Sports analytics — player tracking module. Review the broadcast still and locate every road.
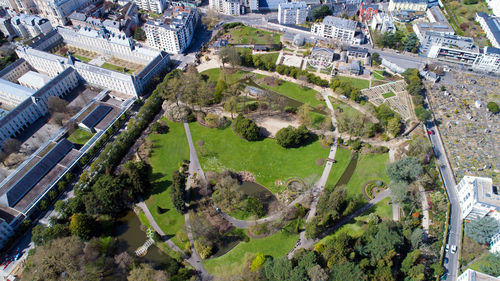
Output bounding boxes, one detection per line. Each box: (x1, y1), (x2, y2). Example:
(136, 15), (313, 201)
(427, 120), (460, 281)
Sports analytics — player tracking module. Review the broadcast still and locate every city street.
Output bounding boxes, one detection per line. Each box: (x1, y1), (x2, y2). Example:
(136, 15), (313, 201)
(427, 119), (461, 281)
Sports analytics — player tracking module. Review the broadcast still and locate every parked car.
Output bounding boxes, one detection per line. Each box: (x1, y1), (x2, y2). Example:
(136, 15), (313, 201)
(451, 245), (457, 254)
(445, 244), (449, 252)
(444, 257), (449, 264)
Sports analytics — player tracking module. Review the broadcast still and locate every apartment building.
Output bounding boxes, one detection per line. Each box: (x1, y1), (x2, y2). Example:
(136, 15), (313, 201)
(458, 269), (500, 281)
(311, 16), (361, 44)
(419, 32), (475, 57)
(278, 2), (308, 25)
(209, 0), (243, 16)
(388, 0), (427, 12)
(370, 12), (396, 34)
(249, 0), (286, 11)
(476, 12), (500, 48)
(144, 7), (198, 54)
(133, 0), (166, 14)
(456, 176), (500, 221)
(33, 0), (89, 26)
(10, 12), (52, 38)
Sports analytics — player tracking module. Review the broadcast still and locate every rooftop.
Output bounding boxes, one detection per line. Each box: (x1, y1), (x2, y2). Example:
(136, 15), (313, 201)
(347, 45), (369, 54)
(80, 104), (112, 130)
(391, 0), (426, 3)
(17, 71), (52, 89)
(322, 16), (357, 31)
(0, 78), (35, 101)
(428, 6), (447, 23)
(477, 13), (500, 44)
(279, 1), (307, 9)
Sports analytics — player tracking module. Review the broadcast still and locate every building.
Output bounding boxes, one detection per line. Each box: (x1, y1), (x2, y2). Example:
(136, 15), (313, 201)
(209, 0), (243, 15)
(79, 104), (112, 132)
(0, 217), (13, 249)
(388, 0), (427, 12)
(310, 47), (334, 62)
(33, 0), (89, 26)
(249, 0), (287, 12)
(359, 3), (378, 22)
(426, 6), (446, 23)
(476, 12), (500, 49)
(456, 176), (500, 221)
(347, 45), (369, 59)
(370, 12), (395, 34)
(414, 21), (454, 40)
(419, 32), (475, 57)
(458, 269), (500, 281)
(427, 44), (500, 74)
(311, 16), (361, 44)
(134, 0), (166, 14)
(144, 7), (198, 54)
(278, 2), (308, 25)
(10, 13), (52, 39)
(491, 232), (500, 254)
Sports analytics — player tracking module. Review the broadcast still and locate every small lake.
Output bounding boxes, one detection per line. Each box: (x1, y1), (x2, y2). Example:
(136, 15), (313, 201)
(239, 181), (279, 214)
(114, 212), (168, 265)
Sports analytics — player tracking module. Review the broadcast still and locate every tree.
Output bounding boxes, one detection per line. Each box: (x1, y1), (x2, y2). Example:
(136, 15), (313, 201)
(372, 52), (382, 65)
(250, 253), (266, 271)
(47, 96), (69, 113)
(464, 216), (500, 244)
(233, 114), (260, 141)
(262, 257), (293, 280)
(390, 181), (408, 205)
(2, 138), (21, 155)
(387, 116), (402, 137)
(224, 96), (238, 119)
(83, 175), (127, 216)
(329, 262), (366, 281)
(128, 263), (168, 281)
(297, 103), (312, 126)
(194, 237), (213, 259)
(386, 157), (423, 184)
(122, 160), (151, 200)
(31, 224), (69, 246)
(366, 221), (404, 260)
(133, 27), (146, 41)
(308, 265), (328, 281)
(487, 101), (499, 114)
(410, 228), (423, 249)
(170, 170), (187, 213)
(69, 213), (94, 240)
(202, 8), (220, 29)
(401, 249), (421, 273)
(311, 5), (331, 21)
(415, 106), (432, 122)
(479, 253), (500, 276)
(403, 33), (419, 53)
(218, 46), (240, 67)
(275, 125), (309, 148)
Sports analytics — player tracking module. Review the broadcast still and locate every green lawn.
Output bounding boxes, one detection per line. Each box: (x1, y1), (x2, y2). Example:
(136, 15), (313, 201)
(325, 148), (352, 189)
(466, 253), (490, 272)
(330, 98), (363, 118)
(74, 55), (91, 63)
(201, 68), (249, 83)
(101, 62), (134, 74)
(189, 122), (328, 193)
(67, 128), (94, 145)
(372, 70), (386, 80)
(358, 197), (392, 220)
(256, 76), (325, 107)
(254, 53), (279, 64)
(319, 222), (365, 244)
(335, 76), (370, 89)
(382, 91), (396, 99)
(203, 231), (298, 276)
(146, 119), (189, 247)
(227, 25), (280, 45)
(345, 153), (389, 201)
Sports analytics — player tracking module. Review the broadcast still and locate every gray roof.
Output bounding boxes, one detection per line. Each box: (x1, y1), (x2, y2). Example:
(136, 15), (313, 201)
(485, 46), (500, 55)
(428, 6), (447, 23)
(0, 78), (35, 100)
(477, 13), (500, 45)
(347, 46), (369, 54)
(311, 47), (335, 54)
(81, 104), (112, 130)
(322, 16), (357, 31)
(391, 0), (426, 3)
(68, 11), (86, 21)
(279, 1), (307, 9)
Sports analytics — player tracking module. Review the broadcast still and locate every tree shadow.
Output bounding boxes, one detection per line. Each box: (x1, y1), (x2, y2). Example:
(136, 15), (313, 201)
(150, 179), (172, 196)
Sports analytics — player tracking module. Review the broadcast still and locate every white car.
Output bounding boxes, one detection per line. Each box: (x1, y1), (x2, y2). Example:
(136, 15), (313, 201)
(451, 245), (457, 254)
(445, 244), (449, 252)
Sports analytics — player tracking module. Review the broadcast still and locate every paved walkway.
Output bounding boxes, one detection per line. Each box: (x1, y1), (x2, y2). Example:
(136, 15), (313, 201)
(388, 149), (401, 222)
(183, 123), (212, 281)
(419, 184), (430, 241)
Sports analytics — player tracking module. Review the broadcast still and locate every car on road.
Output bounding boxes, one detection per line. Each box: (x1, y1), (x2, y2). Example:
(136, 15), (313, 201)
(451, 245), (457, 254)
(440, 273), (448, 280)
(445, 244), (449, 252)
(443, 257), (449, 264)
(427, 129), (435, 135)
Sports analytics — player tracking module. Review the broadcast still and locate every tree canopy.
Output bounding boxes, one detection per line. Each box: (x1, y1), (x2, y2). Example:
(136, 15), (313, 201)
(386, 157), (423, 184)
(275, 125), (310, 148)
(464, 216), (500, 244)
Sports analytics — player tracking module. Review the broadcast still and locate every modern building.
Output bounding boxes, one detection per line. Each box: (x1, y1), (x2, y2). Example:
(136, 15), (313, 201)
(456, 176), (500, 221)
(33, 0), (89, 26)
(133, 0), (166, 14)
(370, 12), (395, 34)
(491, 232), (500, 254)
(10, 12), (52, 39)
(278, 2), (308, 25)
(419, 32), (475, 57)
(426, 6), (446, 23)
(458, 269), (500, 281)
(144, 7), (199, 54)
(310, 47), (335, 63)
(427, 45), (500, 74)
(311, 16), (361, 44)
(209, 0), (243, 15)
(476, 12), (500, 49)
(249, 0), (287, 12)
(414, 21), (454, 40)
(388, 0), (427, 12)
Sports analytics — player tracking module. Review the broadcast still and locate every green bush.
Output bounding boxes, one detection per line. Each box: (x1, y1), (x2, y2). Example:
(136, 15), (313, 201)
(233, 114), (260, 141)
(276, 125), (310, 148)
(487, 102), (499, 114)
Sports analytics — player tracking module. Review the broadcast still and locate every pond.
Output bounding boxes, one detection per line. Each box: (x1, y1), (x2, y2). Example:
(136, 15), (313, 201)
(335, 152), (358, 187)
(114, 211), (168, 265)
(239, 181), (279, 214)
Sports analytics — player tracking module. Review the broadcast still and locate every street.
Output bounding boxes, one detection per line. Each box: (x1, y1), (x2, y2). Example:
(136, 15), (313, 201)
(427, 120), (461, 281)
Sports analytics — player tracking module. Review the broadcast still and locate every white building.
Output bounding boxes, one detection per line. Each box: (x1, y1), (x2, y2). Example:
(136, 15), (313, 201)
(249, 0), (286, 11)
(476, 12), (500, 49)
(456, 176), (500, 221)
(458, 269), (500, 281)
(419, 32), (475, 57)
(491, 232), (500, 254)
(311, 16), (361, 45)
(33, 0), (89, 26)
(427, 44), (500, 74)
(133, 0), (166, 14)
(388, 0), (427, 12)
(209, 0), (243, 16)
(370, 12), (395, 34)
(11, 13), (52, 39)
(278, 2), (308, 25)
(144, 7), (198, 54)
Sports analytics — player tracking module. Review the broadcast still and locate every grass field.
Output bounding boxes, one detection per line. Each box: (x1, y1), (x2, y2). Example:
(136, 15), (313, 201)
(325, 148), (352, 189)
(189, 122), (328, 193)
(201, 68), (249, 83)
(74, 55), (92, 63)
(146, 119), (189, 247)
(359, 197), (392, 220)
(254, 53), (279, 64)
(227, 25), (280, 45)
(335, 76), (370, 89)
(67, 128), (93, 145)
(101, 62), (134, 74)
(203, 231), (298, 276)
(257, 76), (325, 107)
(382, 91), (396, 99)
(330, 98), (363, 118)
(345, 153), (389, 201)
(372, 70), (386, 80)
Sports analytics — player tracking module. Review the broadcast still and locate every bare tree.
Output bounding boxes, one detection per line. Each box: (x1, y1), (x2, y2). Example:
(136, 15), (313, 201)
(47, 96), (69, 113)
(201, 8), (220, 29)
(2, 138), (21, 155)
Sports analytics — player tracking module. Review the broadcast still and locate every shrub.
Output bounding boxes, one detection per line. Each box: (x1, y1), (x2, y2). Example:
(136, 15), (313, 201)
(194, 238), (213, 259)
(487, 102), (499, 114)
(233, 114), (260, 141)
(275, 125), (309, 148)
